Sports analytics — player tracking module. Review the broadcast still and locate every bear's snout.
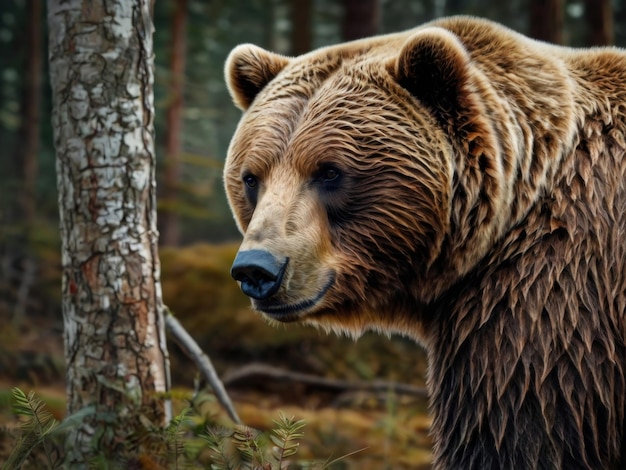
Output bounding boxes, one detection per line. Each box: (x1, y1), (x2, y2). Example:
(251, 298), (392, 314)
(231, 249), (289, 300)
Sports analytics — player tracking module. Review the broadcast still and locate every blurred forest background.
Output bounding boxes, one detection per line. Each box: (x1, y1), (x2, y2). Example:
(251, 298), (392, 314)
(0, 0), (622, 468)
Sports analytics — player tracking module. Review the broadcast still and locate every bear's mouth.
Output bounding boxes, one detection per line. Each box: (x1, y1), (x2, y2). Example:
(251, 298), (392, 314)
(252, 273), (336, 322)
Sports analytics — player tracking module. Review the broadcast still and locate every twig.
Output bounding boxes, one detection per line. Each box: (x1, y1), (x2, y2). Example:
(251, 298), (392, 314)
(223, 363), (428, 398)
(164, 310), (241, 424)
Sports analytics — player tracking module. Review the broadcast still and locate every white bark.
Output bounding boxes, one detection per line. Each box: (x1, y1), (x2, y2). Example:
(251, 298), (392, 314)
(48, 0), (171, 461)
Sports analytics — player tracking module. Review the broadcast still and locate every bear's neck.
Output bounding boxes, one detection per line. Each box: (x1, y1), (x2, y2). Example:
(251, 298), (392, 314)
(422, 53), (626, 468)
(421, 49), (591, 304)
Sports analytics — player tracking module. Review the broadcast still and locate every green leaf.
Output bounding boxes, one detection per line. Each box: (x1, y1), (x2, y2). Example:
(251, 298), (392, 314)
(52, 405), (97, 435)
(269, 412), (306, 467)
(2, 388), (59, 470)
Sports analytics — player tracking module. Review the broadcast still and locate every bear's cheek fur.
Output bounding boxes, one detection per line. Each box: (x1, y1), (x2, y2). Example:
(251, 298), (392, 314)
(227, 160), (450, 330)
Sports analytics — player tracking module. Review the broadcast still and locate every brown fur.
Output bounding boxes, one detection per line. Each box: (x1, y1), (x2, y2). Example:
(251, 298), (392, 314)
(224, 17), (626, 469)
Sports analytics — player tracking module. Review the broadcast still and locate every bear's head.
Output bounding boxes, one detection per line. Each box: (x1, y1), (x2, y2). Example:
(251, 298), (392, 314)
(224, 27), (511, 339)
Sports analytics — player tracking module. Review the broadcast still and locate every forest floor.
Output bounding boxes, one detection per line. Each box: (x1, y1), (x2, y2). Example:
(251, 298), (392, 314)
(0, 243), (433, 469)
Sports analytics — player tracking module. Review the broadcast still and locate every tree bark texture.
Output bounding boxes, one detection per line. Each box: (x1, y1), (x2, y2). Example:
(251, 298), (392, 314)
(159, 0), (187, 246)
(529, 0), (563, 44)
(585, 0), (613, 46)
(47, 0), (171, 461)
(342, 0), (379, 41)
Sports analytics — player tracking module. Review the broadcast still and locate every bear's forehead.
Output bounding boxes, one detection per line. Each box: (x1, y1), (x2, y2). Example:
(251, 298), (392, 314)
(260, 36), (406, 102)
(238, 70), (401, 161)
(249, 58), (406, 137)
(230, 38), (441, 174)
(263, 56), (370, 103)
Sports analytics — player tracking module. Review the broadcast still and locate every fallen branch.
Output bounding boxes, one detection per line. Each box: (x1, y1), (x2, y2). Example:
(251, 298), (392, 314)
(223, 363), (428, 398)
(165, 310), (241, 424)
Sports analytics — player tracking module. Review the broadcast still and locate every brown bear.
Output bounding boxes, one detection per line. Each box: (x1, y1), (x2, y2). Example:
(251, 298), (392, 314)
(223, 16), (626, 469)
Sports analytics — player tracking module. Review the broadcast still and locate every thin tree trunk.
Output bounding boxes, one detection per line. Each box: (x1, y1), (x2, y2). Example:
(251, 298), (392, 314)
(529, 0), (563, 44)
(48, 0), (171, 463)
(342, 0), (379, 41)
(291, 0), (312, 55)
(585, 0), (613, 46)
(16, 0), (42, 226)
(160, 0), (188, 246)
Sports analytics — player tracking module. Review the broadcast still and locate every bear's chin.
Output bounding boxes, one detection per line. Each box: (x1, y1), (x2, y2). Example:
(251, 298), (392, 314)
(251, 272), (336, 323)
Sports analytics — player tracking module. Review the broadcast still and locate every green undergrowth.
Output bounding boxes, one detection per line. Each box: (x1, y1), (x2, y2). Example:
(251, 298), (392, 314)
(4, 243), (434, 468)
(1, 386), (433, 469)
(1, 387), (362, 470)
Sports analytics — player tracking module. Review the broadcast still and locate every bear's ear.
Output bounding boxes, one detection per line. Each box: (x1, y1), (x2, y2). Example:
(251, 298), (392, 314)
(388, 28), (472, 126)
(225, 44), (290, 110)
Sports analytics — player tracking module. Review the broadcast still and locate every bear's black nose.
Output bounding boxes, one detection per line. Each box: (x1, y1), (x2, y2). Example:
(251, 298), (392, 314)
(230, 250), (288, 300)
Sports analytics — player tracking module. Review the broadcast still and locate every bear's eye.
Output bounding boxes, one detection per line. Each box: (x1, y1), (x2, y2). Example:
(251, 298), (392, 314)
(322, 168), (339, 182)
(314, 165), (342, 191)
(313, 164), (350, 225)
(243, 174), (258, 189)
(242, 173), (259, 206)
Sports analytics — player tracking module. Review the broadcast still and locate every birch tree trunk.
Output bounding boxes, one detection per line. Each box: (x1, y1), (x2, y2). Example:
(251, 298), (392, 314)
(48, 0), (171, 463)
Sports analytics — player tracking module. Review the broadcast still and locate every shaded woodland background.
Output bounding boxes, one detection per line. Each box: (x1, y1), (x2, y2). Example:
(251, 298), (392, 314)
(0, 0), (622, 468)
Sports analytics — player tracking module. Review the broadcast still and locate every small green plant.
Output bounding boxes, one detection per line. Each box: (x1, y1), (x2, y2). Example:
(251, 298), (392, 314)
(232, 424), (266, 466)
(166, 407), (192, 468)
(2, 387), (198, 469)
(269, 413), (307, 468)
(3, 388), (360, 469)
(201, 412), (364, 470)
(201, 413), (308, 469)
(2, 387), (61, 470)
